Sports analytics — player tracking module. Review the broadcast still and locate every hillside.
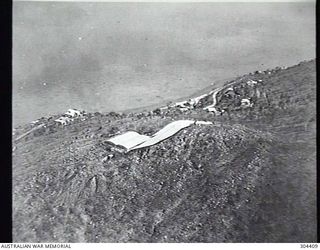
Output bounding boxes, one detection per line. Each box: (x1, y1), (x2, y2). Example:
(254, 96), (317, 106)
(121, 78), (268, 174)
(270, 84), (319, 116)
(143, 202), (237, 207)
(12, 59), (316, 242)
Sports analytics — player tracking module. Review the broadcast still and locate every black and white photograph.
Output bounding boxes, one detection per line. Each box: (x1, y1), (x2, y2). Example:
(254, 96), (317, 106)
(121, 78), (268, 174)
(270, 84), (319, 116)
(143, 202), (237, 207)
(12, 0), (316, 243)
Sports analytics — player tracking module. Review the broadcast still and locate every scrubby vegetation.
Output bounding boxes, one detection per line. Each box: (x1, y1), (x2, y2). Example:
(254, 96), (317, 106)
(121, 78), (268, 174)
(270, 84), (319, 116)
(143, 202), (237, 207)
(12, 59), (316, 242)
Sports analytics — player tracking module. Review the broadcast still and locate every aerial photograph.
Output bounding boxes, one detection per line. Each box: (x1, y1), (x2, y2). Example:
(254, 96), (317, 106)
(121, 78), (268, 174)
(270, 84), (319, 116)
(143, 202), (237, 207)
(12, 1), (316, 243)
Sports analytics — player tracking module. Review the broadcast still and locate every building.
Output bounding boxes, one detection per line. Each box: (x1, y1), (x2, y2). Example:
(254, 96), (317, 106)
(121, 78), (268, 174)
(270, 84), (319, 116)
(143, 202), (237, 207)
(246, 79), (258, 87)
(106, 131), (151, 152)
(241, 98), (253, 108)
(106, 120), (214, 153)
(55, 116), (71, 125)
(65, 109), (82, 118)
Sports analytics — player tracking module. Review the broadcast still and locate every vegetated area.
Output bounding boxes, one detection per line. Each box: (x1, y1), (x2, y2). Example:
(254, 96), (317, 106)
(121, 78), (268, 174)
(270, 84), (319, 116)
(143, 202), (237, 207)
(12, 59), (316, 242)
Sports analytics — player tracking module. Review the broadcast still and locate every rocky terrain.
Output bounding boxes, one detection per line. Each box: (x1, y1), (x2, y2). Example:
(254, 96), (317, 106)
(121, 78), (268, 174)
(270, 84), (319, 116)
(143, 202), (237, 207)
(12, 59), (316, 242)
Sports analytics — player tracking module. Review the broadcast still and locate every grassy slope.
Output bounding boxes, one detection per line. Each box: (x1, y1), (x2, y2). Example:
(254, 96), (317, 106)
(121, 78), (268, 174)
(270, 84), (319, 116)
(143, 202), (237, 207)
(12, 60), (316, 242)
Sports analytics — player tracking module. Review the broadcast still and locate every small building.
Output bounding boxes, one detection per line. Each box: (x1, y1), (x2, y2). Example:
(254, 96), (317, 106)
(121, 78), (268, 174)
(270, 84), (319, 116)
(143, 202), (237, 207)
(189, 93), (208, 106)
(180, 107), (189, 112)
(101, 154), (114, 163)
(241, 98), (253, 108)
(65, 109), (82, 118)
(195, 121), (213, 125)
(224, 87), (236, 98)
(107, 131), (151, 152)
(31, 120), (40, 125)
(55, 116), (72, 125)
(175, 101), (188, 108)
(247, 80), (258, 87)
(160, 106), (168, 111)
(203, 106), (221, 115)
(225, 87), (234, 92)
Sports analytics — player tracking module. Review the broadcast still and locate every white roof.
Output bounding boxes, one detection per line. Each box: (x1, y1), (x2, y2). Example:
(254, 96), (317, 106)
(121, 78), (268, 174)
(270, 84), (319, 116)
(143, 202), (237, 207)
(195, 121), (213, 125)
(203, 106), (220, 114)
(207, 107), (217, 112)
(225, 87), (234, 92)
(247, 79), (257, 83)
(247, 80), (258, 88)
(175, 101), (188, 107)
(129, 120), (194, 151)
(241, 98), (251, 103)
(180, 107), (189, 111)
(189, 93), (208, 105)
(107, 120), (197, 152)
(65, 109), (81, 116)
(107, 131), (150, 150)
(67, 108), (80, 112)
(31, 119), (39, 123)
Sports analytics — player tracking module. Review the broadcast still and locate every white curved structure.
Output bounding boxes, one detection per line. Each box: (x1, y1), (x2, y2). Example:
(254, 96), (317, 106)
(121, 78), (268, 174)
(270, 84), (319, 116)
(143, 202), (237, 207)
(107, 120), (212, 152)
(129, 120), (195, 151)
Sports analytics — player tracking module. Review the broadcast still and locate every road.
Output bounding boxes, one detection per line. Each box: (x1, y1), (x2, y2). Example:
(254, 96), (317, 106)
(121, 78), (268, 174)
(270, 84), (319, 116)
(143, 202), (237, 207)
(14, 123), (45, 142)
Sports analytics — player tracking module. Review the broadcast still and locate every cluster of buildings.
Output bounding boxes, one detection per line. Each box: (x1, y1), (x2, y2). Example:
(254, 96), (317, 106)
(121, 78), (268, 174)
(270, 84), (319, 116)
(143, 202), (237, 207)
(202, 78), (265, 115)
(163, 78), (261, 116)
(169, 92), (214, 112)
(149, 76), (265, 118)
(54, 109), (85, 125)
